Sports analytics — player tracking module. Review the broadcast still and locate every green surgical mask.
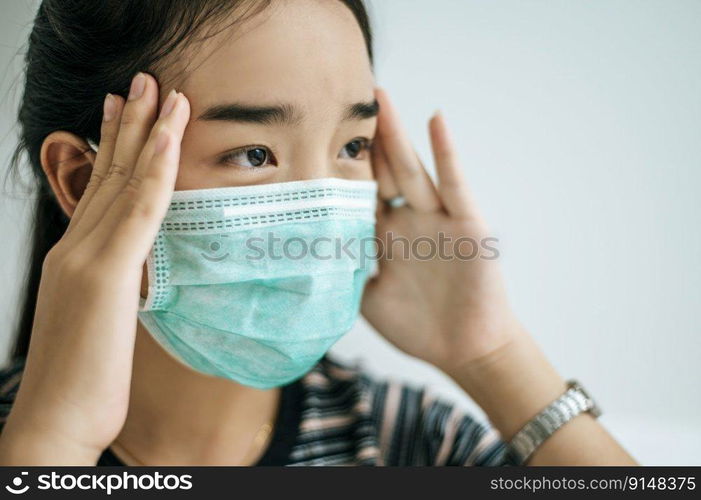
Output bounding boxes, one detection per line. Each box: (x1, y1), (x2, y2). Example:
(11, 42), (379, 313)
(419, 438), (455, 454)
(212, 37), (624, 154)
(138, 178), (378, 389)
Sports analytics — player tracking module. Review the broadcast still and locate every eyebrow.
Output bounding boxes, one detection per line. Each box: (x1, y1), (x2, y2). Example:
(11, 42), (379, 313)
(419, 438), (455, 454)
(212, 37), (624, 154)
(196, 99), (379, 125)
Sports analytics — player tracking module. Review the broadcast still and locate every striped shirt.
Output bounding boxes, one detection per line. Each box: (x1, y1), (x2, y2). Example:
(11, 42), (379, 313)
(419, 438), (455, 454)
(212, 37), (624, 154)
(0, 355), (520, 466)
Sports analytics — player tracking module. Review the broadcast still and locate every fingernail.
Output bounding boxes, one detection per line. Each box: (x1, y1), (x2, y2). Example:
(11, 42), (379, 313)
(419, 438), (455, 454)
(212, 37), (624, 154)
(159, 89), (178, 118)
(103, 93), (117, 122)
(154, 129), (170, 155)
(128, 72), (146, 101)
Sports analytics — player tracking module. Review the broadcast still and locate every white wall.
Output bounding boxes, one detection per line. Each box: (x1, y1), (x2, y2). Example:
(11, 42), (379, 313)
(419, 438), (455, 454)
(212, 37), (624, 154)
(0, 1), (35, 364)
(1, 0), (699, 465)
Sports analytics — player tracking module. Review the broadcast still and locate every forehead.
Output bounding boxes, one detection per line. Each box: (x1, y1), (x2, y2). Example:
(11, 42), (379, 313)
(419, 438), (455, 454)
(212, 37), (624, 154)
(177, 0), (375, 112)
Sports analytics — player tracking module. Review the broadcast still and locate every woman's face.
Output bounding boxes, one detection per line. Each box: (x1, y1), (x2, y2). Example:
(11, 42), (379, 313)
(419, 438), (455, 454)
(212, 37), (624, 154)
(171, 0), (378, 190)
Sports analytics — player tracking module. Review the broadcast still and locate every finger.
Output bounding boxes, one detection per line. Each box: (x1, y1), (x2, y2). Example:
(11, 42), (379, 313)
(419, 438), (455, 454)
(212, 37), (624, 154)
(66, 93), (125, 235)
(130, 90), (184, 183)
(371, 133), (399, 219)
(429, 111), (480, 219)
(375, 87), (442, 213)
(97, 91), (190, 262)
(371, 132), (400, 201)
(77, 72), (160, 234)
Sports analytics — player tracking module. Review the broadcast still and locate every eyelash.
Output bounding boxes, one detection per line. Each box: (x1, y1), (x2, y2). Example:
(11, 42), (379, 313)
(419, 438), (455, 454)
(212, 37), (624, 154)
(218, 137), (374, 169)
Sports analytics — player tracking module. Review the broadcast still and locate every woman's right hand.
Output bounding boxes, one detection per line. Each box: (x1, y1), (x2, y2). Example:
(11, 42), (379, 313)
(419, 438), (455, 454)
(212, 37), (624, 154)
(0, 73), (191, 464)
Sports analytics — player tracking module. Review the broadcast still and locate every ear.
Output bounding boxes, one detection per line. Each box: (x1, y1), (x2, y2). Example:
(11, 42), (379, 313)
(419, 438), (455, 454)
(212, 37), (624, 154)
(40, 131), (97, 218)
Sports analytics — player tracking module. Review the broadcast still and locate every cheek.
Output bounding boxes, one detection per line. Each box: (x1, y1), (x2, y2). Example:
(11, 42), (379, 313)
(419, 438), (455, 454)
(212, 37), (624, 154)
(343, 162), (374, 181)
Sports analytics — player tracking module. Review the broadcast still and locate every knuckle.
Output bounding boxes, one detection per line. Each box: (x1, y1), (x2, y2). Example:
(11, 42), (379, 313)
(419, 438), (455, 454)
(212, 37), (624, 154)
(395, 163), (420, 179)
(123, 199), (155, 223)
(119, 110), (140, 127)
(151, 123), (169, 141)
(114, 186), (154, 221)
(89, 170), (106, 184)
(124, 175), (143, 194)
(107, 161), (131, 179)
(84, 172), (105, 192)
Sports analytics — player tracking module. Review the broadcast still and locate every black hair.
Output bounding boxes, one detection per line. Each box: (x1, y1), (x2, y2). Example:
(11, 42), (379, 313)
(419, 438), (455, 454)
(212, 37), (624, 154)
(5, 0), (374, 361)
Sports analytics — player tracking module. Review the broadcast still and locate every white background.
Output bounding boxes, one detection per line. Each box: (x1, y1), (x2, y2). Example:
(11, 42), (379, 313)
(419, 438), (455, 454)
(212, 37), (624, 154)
(1, 0), (699, 465)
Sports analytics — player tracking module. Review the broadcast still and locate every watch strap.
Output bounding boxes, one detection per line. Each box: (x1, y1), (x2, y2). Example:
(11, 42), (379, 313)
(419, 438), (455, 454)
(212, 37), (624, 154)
(507, 379), (602, 464)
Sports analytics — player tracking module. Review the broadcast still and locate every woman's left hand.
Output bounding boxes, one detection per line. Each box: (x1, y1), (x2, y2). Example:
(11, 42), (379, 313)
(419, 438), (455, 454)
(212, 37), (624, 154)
(361, 87), (525, 377)
(361, 89), (639, 466)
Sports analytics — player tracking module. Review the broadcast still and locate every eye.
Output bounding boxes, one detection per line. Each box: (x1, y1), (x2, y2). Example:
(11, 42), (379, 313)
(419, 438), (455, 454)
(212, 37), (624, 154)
(339, 138), (373, 160)
(219, 146), (277, 168)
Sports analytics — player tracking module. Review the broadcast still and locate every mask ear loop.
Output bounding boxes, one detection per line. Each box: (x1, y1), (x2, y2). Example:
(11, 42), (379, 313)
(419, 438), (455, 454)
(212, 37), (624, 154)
(86, 137), (99, 153)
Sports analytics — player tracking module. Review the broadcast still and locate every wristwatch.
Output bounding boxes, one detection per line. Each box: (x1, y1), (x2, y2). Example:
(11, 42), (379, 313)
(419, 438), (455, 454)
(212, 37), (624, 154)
(507, 379), (602, 464)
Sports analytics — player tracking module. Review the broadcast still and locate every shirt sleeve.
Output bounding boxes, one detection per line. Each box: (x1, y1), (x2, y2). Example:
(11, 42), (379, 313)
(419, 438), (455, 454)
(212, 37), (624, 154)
(427, 399), (520, 466)
(375, 379), (522, 466)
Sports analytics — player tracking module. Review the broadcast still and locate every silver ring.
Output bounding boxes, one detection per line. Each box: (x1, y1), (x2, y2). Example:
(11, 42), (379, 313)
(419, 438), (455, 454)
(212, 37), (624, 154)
(386, 195), (406, 208)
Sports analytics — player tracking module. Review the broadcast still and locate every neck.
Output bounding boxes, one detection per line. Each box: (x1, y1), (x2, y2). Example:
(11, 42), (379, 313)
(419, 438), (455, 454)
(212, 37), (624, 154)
(111, 322), (280, 465)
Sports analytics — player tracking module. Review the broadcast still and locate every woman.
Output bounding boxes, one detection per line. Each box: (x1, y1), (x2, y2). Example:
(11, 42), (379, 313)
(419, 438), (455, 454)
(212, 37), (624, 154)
(0, 0), (636, 466)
